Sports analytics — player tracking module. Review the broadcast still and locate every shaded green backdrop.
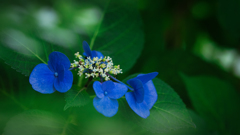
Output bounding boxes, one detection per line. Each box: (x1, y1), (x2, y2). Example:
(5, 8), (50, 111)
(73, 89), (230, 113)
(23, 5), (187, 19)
(0, 0), (240, 134)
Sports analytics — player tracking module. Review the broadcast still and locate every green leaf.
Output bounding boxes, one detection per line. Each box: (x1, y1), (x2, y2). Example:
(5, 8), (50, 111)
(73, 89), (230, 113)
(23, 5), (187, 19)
(0, 30), (76, 76)
(143, 109), (217, 135)
(64, 85), (90, 110)
(89, 0), (144, 72)
(3, 110), (83, 135)
(156, 109), (218, 135)
(181, 74), (240, 134)
(120, 74), (195, 133)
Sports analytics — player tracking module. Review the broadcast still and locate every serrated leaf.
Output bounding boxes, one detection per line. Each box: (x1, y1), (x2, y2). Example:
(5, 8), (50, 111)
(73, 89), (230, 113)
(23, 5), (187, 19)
(89, 0), (144, 72)
(181, 74), (240, 134)
(120, 74), (195, 133)
(3, 110), (83, 135)
(64, 85), (90, 110)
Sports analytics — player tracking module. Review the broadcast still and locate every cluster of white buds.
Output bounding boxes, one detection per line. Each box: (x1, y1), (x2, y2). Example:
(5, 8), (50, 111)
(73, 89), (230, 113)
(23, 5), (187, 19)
(71, 52), (123, 81)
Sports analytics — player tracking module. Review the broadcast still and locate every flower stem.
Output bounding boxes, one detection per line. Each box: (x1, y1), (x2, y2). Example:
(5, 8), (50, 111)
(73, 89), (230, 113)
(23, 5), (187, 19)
(85, 77), (93, 88)
(99, 75), (103, 83)
(68, 67), (76, 71)
(77, 75), (84, 87)
(106, 73), (133, 91)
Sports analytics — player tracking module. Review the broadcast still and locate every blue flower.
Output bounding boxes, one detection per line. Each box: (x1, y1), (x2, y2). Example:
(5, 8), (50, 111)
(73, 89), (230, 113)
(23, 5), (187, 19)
(29, 51), (73, 94)
(93, 80), (128, 117)
(83, 41), (104, 59)
(125, 72), (158, 118)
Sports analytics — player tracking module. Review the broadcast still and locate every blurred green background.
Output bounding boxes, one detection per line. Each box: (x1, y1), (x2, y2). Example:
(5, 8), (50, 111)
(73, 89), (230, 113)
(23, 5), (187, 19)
(0, 0), (240, 134)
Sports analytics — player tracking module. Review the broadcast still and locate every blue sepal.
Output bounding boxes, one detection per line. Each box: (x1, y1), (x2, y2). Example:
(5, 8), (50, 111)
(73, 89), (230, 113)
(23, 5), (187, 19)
(82, 41), (92, 57)
(127, 79), (144, 103)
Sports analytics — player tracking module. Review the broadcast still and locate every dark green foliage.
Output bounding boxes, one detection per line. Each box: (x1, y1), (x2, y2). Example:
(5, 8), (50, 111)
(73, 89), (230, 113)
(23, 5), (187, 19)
(1, 0), (240, 134)
(147, 110), (218, 135)
(3, 110), (83, 135)
(181, 74), (240, 134)
(89, 0), (144, 72)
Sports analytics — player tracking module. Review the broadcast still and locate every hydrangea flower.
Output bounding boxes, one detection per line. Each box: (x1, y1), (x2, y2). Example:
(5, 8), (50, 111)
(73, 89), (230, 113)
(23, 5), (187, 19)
(82, 41), (104, 59)
(29, 51), (73, 94)
(93, 80), (128, 117)
(125, 72), (158, 118)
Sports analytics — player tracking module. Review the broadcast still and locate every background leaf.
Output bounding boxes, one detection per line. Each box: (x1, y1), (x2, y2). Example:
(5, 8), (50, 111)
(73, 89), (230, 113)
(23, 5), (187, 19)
(89, 0), (144, 72)
(0, 31), (78, 76)
(181, 74), (240, 134)
(3, 110), (82, 135)
(0, 0), (144, 76)
(119, 74), (195, 133)
(147, 109), (218, 135)
(1, 0), (240, 134)
(217, 0), (240, 37)
(64, 85), (90, 111)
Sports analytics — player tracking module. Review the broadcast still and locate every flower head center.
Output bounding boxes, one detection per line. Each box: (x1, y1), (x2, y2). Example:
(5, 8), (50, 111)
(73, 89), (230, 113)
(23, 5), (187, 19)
(54, 72), (58, 77)
(71, 54), (123, 81)
(104, 91), (108, 95)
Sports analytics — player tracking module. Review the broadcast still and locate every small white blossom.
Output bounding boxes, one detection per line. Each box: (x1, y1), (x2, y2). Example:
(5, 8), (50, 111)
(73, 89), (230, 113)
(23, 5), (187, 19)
(89, 64), (93, 70)
(106, 56), (112, 61)
(91, 73), (95, 78)
(77, 71), (83, 76)
(102, 73), (106, 77)
(105, 76), (110, 81)
(85, 73), (91, 78)
(95, 73), (99, 77)
(92, 68), (98, 72)
(99, 68), (103, 73)
(104, 68), (109, 72)
(95, 61), (100, 66)
(78, 65), (84, 71)
(93, 57), (98, 62)
(100, 64), (106, 68)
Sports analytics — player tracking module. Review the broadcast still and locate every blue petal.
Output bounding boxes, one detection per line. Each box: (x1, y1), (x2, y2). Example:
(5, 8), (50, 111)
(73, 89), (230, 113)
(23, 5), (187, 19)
(55, 64), (65, 81)
(48, 51), (71, 72)
(125, 92), (150, 118)
(127, 79), (144, 103)
(83, 41), (92, 57)
(136, 72), (158, 84)
(93, 96), (118, 117)
(143, 80), (158, 109)
(91, 51), (104, 59)
(102, 80), (115, 92)
(29, 63), (55, 94)
(53, 70), (73, 93)
(93, 81), (104, 98)
(107, 82), (128, 99)
(83, 52), (87, 57)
